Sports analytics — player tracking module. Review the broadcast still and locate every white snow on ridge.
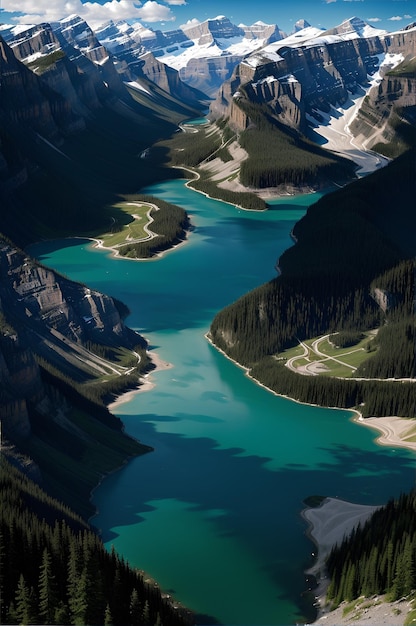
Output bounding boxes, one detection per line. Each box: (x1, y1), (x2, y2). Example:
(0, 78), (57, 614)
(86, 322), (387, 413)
(273, 26), (325, 47)
(159, 34), (275, 71)
(307, 51), (404, 174)
(361, 24), (388, 38)
(243, 49), (284, 68)
(126, 80), (152, 95)
(3, 23), (36, 36)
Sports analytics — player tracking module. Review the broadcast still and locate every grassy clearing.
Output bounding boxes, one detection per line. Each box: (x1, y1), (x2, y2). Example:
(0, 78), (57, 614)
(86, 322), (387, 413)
(277, 331), (378, 378)
(95, 202), (155, 248)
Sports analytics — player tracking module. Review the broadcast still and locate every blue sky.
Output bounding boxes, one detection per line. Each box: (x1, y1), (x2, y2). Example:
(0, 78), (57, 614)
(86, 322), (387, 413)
(0, 0), (414, 33)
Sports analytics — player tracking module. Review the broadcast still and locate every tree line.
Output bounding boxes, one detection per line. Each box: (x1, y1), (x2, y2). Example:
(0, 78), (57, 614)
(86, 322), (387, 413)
(236, 99), (356, 189)
(209, 148), (416, 416)
(0, 458), (192, 626)
(325, 491), (416, 607)
(117, 196), (190, 259)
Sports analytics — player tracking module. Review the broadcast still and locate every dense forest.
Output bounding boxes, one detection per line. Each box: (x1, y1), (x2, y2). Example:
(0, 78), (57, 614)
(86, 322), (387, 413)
(325, 491), (416, 608)
(236, 99), (357, 189)
(0, 458), (191, 626)
(115, 195), (191, 259)
(159, 121), (268, 211)
(209, 148), (416, 417)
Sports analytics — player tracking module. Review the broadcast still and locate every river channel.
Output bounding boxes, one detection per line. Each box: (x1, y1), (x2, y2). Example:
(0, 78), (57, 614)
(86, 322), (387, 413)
(29, 179), (415, 625)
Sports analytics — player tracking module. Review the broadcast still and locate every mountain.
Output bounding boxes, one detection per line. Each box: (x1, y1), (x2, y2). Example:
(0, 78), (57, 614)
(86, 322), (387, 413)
(208, 147), (416, 414)
(208, 17), (416, 160)
(95, 15), (286, 98)
(0, 232), (156, 515)
(321, 15), (387, 38)
(0, 15), (206, 110)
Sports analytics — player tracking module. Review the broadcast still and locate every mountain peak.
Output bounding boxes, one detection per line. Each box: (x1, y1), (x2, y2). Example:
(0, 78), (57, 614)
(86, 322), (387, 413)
(293, 19), (311, 33)
(322, 16), (387, 38)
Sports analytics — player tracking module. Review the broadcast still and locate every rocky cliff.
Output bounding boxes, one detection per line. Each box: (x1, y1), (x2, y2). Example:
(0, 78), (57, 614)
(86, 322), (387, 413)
(137, 51), (206, 105)
(349, 61), (416, 154)
(0, 35), (76, 141)
(210, 33), (387, 132)
(209, 21), (416, 138)
(1, 18), (134, 116)
(0, 237), (143, 440)
(93, 19), (206, 105)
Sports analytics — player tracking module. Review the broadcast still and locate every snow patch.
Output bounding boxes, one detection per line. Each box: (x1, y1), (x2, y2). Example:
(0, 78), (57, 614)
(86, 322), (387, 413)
(126, 80), (151, 95)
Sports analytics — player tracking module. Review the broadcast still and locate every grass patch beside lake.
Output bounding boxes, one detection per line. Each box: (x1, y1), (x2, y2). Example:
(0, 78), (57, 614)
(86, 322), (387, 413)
(96, 202), (156, 248)
(277, 332), (378, 379)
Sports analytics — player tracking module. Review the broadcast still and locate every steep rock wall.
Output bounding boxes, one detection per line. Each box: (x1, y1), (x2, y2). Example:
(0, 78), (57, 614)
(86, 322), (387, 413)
(208, 31), (413, 134)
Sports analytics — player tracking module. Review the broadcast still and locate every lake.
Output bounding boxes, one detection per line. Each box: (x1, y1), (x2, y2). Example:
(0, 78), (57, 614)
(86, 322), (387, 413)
(29, 179), (415, 625)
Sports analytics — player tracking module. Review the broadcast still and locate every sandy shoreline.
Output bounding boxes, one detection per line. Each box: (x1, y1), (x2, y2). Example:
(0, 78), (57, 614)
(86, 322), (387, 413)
(108, 349), (173, 411)
(355, 414), (416, 452)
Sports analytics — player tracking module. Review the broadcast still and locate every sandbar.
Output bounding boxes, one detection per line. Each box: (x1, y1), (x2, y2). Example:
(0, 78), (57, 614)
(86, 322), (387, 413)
(355, 415), (416, 453)
(303, 498), (380, 584)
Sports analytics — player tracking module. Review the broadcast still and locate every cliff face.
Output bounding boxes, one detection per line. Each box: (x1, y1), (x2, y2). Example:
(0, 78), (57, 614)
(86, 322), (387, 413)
(349, 55), (416, 152)
(210, 35), (386, 131)
(209, 26), (416, 135)
(0, 242), (134, 347)
(179, 55), (245, 98)
(1, 19), (133, 115)
(138, 52), (206, 104)
(0, 36), (74, 141)
(0, 237), (143, 440)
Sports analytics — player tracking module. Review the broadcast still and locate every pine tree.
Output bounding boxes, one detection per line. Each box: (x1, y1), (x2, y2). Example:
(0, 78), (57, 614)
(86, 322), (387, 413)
(67, 543), (85, 625)
(104, 603), (113, 625)
(38, 549), (58, 625)
(14, 574), (37, 625)
(129, 588), (142, 625)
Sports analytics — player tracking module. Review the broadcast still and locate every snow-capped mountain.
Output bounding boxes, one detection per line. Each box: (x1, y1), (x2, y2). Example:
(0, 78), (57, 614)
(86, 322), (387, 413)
(0, 14), (205, 110)
(94, 15), (286, 97)
(209, 14), (416, 161)
(321, 16), (388, 39)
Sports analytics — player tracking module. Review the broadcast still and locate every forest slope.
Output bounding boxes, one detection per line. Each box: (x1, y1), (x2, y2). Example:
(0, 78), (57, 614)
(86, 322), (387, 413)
(209, 148), (416, 418)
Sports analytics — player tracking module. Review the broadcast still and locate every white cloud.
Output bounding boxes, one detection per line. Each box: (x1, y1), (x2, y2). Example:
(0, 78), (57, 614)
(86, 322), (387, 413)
(343, 0), (364, 3)
(404, 14), (412, 19)
(325, 0), (337, 4)
(367, 17), (382, 22)
(389, 15), (404, 20)
(135, 0), (175, 22)
(180, 17), (200, 28)
(1, 0), (176, 28)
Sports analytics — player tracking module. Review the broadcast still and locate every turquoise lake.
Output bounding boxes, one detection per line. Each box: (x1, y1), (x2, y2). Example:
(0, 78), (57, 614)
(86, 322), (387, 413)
(29, 179), (415, 625)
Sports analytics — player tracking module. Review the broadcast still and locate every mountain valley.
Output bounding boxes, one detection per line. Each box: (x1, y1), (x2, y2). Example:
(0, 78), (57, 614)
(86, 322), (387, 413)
(0, 8), (415, 625)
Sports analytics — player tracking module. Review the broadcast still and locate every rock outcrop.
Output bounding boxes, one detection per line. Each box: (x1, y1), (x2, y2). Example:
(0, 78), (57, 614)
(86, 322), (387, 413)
(0, 237), (143, 440)
(209, 21), (416, 135)
(0, 35), (76, 141)
(94, 15), (286, 99)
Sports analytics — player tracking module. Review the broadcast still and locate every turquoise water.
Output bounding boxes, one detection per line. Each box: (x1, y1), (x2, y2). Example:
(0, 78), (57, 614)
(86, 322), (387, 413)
(29, 181), (415, 625)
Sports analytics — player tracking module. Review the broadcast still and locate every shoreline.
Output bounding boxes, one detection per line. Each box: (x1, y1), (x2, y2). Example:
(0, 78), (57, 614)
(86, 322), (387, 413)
(302, 497), (381, 592)
(205, 333), (416, 624)
(205, 333), (416, 455)
(302, 498), (414, 626)
(108, 348), (173, 411)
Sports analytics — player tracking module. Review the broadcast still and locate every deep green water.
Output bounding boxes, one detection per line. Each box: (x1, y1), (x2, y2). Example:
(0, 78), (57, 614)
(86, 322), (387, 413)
(29, 181), (415, 625)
